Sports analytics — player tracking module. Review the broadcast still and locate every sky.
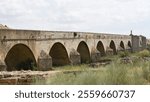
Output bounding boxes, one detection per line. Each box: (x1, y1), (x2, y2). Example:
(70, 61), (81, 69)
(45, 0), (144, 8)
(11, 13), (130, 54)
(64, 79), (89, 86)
(0, 0), (150, 38)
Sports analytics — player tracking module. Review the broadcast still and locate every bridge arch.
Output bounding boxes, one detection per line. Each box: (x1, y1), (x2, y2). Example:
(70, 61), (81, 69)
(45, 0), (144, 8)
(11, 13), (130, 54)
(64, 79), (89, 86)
(128, 41), (132, 48)
(110, 40), (117, 55)
(49, 42), (70, 66)
(120, 41), (125, 50)
(77, 41), (90, 63)
(5, 44), (37, 71)
(127, 41), (132, 51)
(97, 41), (106, 56)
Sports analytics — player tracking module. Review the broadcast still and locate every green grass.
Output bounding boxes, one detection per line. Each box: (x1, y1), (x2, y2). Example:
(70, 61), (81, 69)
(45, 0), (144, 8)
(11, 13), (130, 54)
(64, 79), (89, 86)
(34, 62), (150, 85)
(33, 50), (150, 85)
(52, 64), (89, 71)
(141, 62), (150, 82)
(118, 51), (130, 58)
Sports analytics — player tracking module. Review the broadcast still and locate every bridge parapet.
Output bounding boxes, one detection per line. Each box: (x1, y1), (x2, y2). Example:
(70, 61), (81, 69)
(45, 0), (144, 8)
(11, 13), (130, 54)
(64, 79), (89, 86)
(0, 29), (131, 41)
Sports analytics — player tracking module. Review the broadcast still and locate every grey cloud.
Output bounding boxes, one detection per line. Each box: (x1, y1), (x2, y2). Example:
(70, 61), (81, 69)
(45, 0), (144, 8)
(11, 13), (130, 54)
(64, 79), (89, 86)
(0, 0), (150, 38)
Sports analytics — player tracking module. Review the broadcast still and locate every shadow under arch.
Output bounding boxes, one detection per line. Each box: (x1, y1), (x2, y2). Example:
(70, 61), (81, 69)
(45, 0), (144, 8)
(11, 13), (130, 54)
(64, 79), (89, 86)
(5, 44), (37, 71)
(128, 41), (132, 48)
(49, 42), (70, 66)
(120, 41), (125, 50)
(77, 41), (90, 63)
(110, 40), (117, 55)
(97, 41), (106, 56)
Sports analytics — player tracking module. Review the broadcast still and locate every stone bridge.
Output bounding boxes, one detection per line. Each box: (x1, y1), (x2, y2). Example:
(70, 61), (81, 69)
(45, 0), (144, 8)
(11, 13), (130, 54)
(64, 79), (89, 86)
(0, 29), (147, 71)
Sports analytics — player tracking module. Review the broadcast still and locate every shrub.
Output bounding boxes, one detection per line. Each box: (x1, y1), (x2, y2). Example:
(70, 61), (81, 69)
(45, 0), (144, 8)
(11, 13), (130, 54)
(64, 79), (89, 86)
(118, 51), (129, 58)
(138, 49), (150, 57)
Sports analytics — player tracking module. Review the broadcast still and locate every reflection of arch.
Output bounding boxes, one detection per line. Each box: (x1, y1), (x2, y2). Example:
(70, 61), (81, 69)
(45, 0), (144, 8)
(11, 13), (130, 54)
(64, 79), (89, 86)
(128, 41), (132, 48)
(5, 44), (36, 71)
(110, 40), (117, 55)
(49, 42), (70, 66)
(120, 41), (125, 50)
(77, 41), (90, 63)
(97, 41), (106, 56)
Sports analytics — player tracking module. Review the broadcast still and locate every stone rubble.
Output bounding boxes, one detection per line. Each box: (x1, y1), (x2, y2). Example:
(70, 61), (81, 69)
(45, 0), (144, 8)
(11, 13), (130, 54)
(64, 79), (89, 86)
(89, 59), (112, 68)
(0, 70), (60, 85)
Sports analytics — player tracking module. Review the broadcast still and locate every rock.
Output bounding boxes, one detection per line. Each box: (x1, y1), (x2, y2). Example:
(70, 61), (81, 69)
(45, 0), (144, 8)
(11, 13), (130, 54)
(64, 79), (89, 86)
(89, 61), (111, 68)
(0, 75), (4, 79)
(18, 78), (32, 85)
(0, 65), (6, 71)
(89, 63), (99, 68)
(142, 57), (150, 61)
(21, 70), (27, 73)
(26, 74), (32, 78)
(20, 75), (26, 78)
(3, 74), (12, 78)
(120, 57), (133, 64)
(0, 78), (18, 85)
(0, 24), (9, 29)
(0, 70), (60, 85)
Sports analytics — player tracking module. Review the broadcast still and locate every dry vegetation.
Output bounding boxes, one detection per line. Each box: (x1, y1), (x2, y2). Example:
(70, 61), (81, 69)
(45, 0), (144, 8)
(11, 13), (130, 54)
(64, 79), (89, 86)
(34, 50), (150, 85)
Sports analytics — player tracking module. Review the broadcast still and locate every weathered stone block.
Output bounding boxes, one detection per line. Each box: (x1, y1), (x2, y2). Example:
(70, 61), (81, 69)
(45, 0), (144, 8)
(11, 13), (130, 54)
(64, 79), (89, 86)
(18, 78), (32, 85)
(0, 75), (4, 79)
(106, 47), (114, 56)
(0, 65), (6, 71)
(91, 50), (101, 62)
(70, 49), (81, 65)
(38, 56), (52, 71)
(37, 50), (52, 71)
(70, 55), (81, 65)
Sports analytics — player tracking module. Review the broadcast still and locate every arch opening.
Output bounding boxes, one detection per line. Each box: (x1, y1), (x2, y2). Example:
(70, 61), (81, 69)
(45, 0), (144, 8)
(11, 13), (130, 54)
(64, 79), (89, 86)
(49, 42), (70, 66)
(120, 41), (125, 50)
(77, 41), (90, 63)
(97, 41), (106, 56)
(5, 44), (37, 71)
(128, 41), (132, 48)
(110, 40), (117, 55)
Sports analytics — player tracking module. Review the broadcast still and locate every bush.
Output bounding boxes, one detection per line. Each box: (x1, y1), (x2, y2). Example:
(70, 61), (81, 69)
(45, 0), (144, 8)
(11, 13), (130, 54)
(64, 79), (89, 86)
(118, 51), (129, 58)
(138, 49), (150, 57)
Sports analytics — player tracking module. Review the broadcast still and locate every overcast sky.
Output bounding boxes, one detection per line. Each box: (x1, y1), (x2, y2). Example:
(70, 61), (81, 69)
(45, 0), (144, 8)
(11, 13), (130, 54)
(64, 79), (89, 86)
(0, 0), (150, 38)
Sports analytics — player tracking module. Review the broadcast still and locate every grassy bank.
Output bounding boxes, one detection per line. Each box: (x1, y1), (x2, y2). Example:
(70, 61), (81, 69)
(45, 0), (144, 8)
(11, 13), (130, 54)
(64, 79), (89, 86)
(33, 50), (150, 85)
